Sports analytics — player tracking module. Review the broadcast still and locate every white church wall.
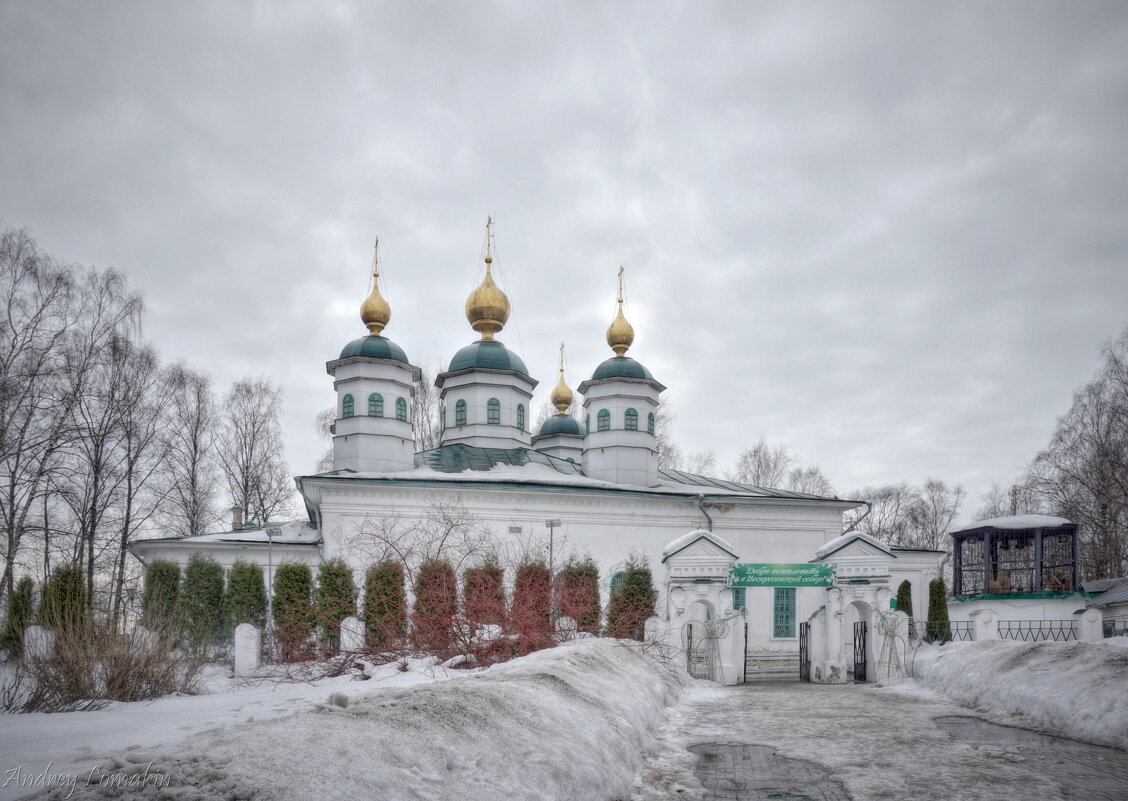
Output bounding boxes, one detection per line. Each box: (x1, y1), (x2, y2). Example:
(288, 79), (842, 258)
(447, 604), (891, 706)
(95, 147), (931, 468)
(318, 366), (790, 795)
(440, 372), (534, 449)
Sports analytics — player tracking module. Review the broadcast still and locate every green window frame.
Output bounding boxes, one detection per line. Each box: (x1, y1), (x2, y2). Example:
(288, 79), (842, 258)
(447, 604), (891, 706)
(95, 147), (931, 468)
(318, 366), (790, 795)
(773, 587), (796, 638)
(487, 398), (501, 424)
(610, 570), (626, 594)
(647, 412), (655, 434)
(597, 409), (610, 432)
(455, 399), (467, 426)
(395, 397), (407, 421)
(342, 394), (354, 418)
(368, 393), (383, 417)
(516, 403), (525, 431)
(732, 587), (746, 611)
(624, 408), (638, 430)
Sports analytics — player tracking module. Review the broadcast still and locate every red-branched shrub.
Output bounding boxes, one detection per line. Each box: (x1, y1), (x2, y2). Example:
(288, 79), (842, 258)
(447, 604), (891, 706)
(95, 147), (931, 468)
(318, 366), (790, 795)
(558, 556), (600, 633)
(462, 562), (505, 626)
(412, 559), (457, 654)
(510, 560), (552, 653)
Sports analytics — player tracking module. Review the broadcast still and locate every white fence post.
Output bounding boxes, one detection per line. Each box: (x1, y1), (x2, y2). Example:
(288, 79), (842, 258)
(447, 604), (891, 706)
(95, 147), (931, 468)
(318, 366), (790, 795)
(1077, 609), (1104, 642)
(969, 609), (998, 641)
(234, 623), (261, 676)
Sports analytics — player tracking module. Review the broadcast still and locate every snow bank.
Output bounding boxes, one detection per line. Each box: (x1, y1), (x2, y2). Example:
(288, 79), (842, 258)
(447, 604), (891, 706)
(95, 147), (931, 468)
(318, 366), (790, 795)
(42, 640), (682, 801)
(915, 639), (1128, 750)
(959, 513), (1071, 530)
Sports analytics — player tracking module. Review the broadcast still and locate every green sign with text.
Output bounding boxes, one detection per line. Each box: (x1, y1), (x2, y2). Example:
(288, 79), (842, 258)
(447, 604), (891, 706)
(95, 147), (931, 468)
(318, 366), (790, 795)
(730, 563), (836, 587)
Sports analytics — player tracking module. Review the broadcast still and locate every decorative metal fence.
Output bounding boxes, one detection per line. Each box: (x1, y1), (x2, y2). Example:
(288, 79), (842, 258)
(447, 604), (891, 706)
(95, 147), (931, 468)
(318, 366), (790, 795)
(997, 619), (1077, 642)
(1103, 618), (1128, 638)
(947, 621), (974, 642)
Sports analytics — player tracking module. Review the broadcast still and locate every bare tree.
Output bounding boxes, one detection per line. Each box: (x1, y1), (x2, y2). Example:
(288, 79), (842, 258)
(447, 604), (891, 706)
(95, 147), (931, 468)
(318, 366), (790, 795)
(729, 437), (793, 488)
(786, 465), (835, 496)
(682, 449), (718, 476)
(314, 406), (335, 472)
(412, 368), (442, 452)
(1026, 327), (1128, 579)
(844, 482), (919, 545)
(906, 478), (966, 552)
(216, 377), (294, 525)
(974, 481), (1042, 522)
(654, 400), (682, 470)
(162, 365), (219, 537)
(0, 228), (76, 599)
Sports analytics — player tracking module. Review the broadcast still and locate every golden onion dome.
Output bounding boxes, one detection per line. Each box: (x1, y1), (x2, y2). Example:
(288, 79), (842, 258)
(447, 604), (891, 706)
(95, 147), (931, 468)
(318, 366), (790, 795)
(605, 299), (634, 357)
(550, 343), (573, 413)
(360, 239), (391, 335)
(465, 253), (510, 340)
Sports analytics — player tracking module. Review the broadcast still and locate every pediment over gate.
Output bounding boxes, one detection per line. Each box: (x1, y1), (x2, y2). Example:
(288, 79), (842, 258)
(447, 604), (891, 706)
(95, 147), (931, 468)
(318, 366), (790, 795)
(813, 532), (893, 562)
(661, 529), (739, 565)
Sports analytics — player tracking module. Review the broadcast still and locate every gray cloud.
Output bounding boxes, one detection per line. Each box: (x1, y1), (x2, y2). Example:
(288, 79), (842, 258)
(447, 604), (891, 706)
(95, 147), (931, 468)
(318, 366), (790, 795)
(3, 1), (1127, 521)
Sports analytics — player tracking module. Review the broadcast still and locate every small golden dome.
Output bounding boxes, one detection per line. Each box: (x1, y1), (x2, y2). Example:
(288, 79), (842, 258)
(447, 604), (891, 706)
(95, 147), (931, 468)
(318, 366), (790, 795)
(465, 252), (510, 340)
(606, 266), (634, 356)
(550, 342), (573, 413)
(360, 238), (391, 335)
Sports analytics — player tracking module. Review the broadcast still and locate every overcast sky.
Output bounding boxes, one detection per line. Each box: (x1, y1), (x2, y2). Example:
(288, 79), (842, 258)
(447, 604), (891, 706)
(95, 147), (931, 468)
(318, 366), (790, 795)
(3, 1), (1127, 524)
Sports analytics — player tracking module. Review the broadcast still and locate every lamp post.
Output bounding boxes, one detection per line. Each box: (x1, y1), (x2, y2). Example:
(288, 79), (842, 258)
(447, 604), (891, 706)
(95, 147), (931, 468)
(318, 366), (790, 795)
(545, 519), (561, 576)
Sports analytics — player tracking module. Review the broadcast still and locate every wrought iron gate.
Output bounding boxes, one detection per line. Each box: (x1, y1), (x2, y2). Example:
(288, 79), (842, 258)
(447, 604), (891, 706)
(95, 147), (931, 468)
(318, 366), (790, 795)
(799, 621), (810, 681)
(853, 620), (867, 681)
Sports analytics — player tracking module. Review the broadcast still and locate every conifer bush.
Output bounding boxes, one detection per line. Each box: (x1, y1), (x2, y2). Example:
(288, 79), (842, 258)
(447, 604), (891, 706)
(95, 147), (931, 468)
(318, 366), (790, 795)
(605, 555), (656, 640)
(559, 556), (600, 633)
(364, 560), (406, 649)
(316, 559), (356, 648)
(142, 560), (181, 628)
(510, 560), (552, 651)
(179, 553), (226, 647)
(412, 559), (456, 653)
(225, 560), (267, 629)
(39, 563), (87, 631)
(273, 562), (315, 660)
(463, 561), (505, 625)
(895, 579), (913, 617)
(2, 576), (36, 656)
(926, 577), (952, 643)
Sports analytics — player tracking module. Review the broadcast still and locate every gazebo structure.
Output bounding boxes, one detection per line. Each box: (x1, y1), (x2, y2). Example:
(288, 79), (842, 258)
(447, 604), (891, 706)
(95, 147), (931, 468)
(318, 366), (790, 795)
(948, 514), (1088, 629)
(952, 514), (1079, 597)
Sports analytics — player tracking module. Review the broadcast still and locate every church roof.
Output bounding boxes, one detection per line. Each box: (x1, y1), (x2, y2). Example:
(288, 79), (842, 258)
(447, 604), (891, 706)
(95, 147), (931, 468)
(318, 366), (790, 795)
(445, 340), (529, 376)
(954, 514), (1073, 532)
(535, 413), (585, 438)
(590, 356), (653, 381)
(338, 335), (410, 363)
(302, 445), (854, 504)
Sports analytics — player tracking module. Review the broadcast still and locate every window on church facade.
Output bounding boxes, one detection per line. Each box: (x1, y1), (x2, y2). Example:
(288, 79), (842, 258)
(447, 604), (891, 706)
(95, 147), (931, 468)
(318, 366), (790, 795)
(395, 397), (407, 421)
(773, 587), (796, 638)
(732, 587), (746, 611)
(368, 393), (383, 417)
(342, 394), (354, 418)
(647, 412), (655, 434)
(624, 408), (638, 430)
(517, 403), (525, 431)
(455, 399), (467, 426)
(610, 570), (625, 594)
(597, 409), (610, 431)
(487, 398), (501, 424)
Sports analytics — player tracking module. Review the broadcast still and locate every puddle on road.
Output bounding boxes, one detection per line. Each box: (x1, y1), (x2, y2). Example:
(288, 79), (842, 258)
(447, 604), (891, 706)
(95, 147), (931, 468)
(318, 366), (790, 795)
(690, 742), (849, 801)
(935, 716), (1128, 801)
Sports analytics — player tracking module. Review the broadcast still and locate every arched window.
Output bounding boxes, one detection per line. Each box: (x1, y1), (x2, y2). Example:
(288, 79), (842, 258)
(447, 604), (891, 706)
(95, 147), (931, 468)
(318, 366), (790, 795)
(487, 398), (501, 424)
(516, 403), (525, 431)
(597, 409), (611, 431)
(624, 408), (638, 430)
(455, 399), (467, 426)
(395, 397), (408, 421)
(342, 394), (354, 418)
(368, 393), (383, 417)
(647, 412), (655, 434)
(610, 570), (626, 595)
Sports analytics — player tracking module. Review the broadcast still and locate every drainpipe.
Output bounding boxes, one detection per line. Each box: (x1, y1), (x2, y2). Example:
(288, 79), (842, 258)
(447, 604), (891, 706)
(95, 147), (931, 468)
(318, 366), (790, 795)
(696, 494), (713, 531)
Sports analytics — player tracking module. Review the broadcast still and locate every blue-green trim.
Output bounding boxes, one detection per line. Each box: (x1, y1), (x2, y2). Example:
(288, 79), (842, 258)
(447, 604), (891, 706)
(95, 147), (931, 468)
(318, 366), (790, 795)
(536, 414), (584, 437)
(951, 591), (1085, 602)
(591, 356), (654, 381)
(446, 340), (529, 375)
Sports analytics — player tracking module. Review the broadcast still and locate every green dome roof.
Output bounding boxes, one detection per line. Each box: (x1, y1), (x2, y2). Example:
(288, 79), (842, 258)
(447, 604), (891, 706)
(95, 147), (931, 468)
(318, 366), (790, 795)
(591, 356), (653, 381)
(447, 340), (529, 376)
(537, 413), (584, 438)
(339, 335), (410, 363)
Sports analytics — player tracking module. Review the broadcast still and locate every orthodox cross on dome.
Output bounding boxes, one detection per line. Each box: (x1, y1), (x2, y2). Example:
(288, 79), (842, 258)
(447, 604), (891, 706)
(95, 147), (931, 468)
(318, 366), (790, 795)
(464, 216), (511, 341)
(606, 265), (635, 356)
(551, 341), (573, 413)
(359, 236), (391, 336)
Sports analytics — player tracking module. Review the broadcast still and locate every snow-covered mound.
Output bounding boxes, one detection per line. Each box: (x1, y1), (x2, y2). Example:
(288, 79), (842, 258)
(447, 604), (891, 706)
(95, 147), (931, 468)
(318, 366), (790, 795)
(43, 640), (683, 801)
(915, 639), (1128, 750)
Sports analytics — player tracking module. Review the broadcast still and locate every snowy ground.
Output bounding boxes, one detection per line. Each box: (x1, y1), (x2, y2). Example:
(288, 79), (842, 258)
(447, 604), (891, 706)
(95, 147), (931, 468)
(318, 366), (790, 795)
(912, 637), (1128, 750)
(0, 657), (447, 801)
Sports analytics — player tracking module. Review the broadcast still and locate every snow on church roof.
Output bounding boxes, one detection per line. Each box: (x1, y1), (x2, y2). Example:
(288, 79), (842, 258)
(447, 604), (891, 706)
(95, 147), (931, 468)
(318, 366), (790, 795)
(662, 529), (737, 559)
(956, 514), (1073, 532)
(814, 531), (892, 558)
(307, 445), (854, 503)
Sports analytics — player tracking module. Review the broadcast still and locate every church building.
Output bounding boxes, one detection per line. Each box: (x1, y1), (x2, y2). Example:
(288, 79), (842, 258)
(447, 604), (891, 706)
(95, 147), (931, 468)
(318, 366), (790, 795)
(132, 229), (945, 675)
